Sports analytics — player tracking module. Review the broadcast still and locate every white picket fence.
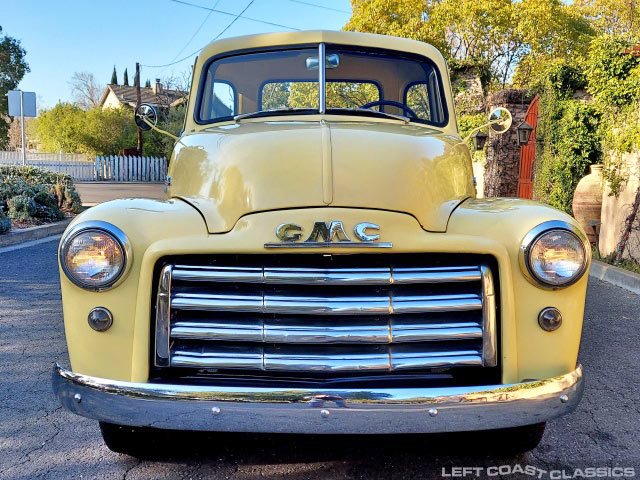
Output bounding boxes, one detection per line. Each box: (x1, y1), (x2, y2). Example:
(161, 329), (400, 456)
(0, 151), (167, 182)
(0, 151), (95, 180)
(94, 155), (167, 182)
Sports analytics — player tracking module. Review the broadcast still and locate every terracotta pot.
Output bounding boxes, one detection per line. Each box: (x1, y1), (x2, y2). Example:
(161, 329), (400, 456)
(572, 164), (603, 243)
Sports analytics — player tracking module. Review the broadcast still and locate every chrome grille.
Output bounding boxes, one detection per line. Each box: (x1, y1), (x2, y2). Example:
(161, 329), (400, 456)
(154, 257), (497, 375)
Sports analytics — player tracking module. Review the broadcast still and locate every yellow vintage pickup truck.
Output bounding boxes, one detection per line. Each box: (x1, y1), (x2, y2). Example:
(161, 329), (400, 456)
(53, 30), (588, 456)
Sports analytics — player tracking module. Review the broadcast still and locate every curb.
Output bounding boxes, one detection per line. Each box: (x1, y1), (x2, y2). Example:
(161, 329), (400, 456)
(589, 260), (640, 295)
(0, 219), (72, 248)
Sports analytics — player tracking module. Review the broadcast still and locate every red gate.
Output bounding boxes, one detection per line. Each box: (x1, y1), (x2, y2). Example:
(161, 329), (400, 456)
(517, 94), (539, 199)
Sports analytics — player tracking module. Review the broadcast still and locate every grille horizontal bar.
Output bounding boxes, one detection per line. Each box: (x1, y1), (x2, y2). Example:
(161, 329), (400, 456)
(170, 344), (483, 371)
(154, 258), (498, 374)
(171, 318), (482, 344)
(171, 292), (482, 315)
(172, 265), (482, 285)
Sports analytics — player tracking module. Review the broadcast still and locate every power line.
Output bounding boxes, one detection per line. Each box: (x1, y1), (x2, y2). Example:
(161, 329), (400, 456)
(287, 0), (350, 14)
(156, 0), (221, 76)
(143, 0), (265, 68)
(171, 0), (222, 64)
(144, 0), (344, 70)
(141, 47), (202, 68)
(170, 0), (300, 30)
(211, 0), (256, 41)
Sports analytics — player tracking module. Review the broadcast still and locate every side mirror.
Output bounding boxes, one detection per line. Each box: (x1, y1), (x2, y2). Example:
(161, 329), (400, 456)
(488, 107), (512, 134)
(135, 103), (158, 131)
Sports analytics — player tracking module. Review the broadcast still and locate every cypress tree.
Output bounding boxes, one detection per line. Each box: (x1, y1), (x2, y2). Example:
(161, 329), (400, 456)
(110, 66), (117, 85)
(145, 79), (151, 88)
(123, 68), (129, 86)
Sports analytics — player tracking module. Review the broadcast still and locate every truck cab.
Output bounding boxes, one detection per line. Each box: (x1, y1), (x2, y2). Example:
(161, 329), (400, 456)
(53, 31), (588, 456)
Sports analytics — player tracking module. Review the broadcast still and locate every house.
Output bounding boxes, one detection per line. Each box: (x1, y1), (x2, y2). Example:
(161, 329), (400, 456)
(99, 79), (187, 110)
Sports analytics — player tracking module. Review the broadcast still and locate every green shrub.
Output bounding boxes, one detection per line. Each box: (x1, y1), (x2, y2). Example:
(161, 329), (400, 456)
(8, 194), (37, 221)
(584, 36), (640, 194)
(0, 166), (82, 230)
(534, 98), (601, 213)
(0, 209), (10, 234)
(0, 166), (82, 213)
(585, 36), (640, 108)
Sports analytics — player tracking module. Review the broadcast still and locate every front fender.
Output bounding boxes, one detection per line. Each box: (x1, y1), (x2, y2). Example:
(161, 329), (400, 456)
(447, 198), (590, 383)
(58, 198), (207, 381)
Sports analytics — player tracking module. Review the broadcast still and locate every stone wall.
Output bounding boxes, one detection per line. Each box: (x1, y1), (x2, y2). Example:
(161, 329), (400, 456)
(483, 89), (535, 198)
(599, 152), (640, 261)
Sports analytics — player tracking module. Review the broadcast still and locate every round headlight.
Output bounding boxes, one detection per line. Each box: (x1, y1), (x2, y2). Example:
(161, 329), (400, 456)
(521, 222), (588, 288)
(60, 222), (130, 290)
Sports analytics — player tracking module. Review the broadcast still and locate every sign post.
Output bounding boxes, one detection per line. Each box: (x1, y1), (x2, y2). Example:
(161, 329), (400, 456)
(7, 90), (37, 166)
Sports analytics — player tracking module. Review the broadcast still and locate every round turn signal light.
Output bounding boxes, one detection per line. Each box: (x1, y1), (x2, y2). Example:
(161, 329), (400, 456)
(538, 307), (562, 332)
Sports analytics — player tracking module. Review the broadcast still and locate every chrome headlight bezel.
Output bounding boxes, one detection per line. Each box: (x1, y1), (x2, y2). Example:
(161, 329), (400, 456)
(59, 220), (132, 291)
(519, 220), (590, 289)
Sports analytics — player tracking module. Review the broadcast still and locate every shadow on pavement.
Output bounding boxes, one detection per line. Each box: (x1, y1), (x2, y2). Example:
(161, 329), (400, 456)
(128, 429), (526, 464)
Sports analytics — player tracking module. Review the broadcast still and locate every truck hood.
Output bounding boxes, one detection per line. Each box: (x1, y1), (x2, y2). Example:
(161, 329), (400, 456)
(169, 120), (474, 233)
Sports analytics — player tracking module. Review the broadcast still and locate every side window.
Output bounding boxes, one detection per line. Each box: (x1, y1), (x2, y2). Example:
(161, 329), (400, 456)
(405, 83), (431, 120)
(210, 82), (235, 118)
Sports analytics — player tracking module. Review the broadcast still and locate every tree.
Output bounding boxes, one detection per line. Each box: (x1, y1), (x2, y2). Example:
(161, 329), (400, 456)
(7, 117), (35, 150)
(345, 0), (436, 45)
(110, 66), (117, 85)
(0, 26), (30, 149)
(512, 0), (594, 87)
(30, 102), (180, 158)
(29, 103), (86, 153)
(145, 79), (151, 88)
(346, 0), (594, 88)
(30, 103), (135, 155)
(123, 68), (129, 86)
(574, 0), (640, 41)
(69, 72), (103, 110)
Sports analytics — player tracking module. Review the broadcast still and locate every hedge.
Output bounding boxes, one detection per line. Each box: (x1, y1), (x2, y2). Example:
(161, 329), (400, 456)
(0, 166), (83, 233)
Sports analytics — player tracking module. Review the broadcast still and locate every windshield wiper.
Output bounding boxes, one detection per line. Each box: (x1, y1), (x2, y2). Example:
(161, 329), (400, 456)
(234, 108), (315, 122)
(329, 108), (411, 124)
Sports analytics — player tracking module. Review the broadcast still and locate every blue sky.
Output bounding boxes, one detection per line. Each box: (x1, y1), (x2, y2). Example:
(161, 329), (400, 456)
(2, 0), (352, 109)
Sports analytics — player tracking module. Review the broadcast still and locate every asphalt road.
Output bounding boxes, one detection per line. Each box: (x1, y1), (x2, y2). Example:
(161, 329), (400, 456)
(1, 238), (639, 479)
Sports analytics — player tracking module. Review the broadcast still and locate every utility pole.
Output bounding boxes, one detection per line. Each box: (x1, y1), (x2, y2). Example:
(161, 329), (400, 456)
(136, 62), (143, 155)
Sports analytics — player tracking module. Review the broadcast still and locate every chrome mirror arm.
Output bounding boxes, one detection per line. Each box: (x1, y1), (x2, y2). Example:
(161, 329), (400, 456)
(141, 117), (179, 142)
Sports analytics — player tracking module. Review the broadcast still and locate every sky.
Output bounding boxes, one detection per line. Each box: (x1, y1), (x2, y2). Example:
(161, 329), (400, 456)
(1, 0), (352, 110)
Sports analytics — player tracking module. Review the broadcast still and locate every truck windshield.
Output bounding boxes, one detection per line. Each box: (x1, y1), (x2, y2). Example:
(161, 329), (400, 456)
(197, 45), (447, 126)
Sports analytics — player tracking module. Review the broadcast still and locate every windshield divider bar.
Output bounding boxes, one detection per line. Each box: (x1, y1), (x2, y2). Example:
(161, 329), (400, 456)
(318, 43), (326, 114)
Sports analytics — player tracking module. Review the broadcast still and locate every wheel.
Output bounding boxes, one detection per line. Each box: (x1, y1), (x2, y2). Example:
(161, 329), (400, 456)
(99, 422), (164, 457)
(490, 422), (546, 454)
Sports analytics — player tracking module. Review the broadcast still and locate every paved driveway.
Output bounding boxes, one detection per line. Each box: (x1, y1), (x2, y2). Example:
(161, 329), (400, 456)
(1, 238), (639, 479)
(74, 182), (166, 206)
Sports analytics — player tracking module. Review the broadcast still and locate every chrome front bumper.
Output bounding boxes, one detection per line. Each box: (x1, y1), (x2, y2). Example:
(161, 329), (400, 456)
(52, 364), (584, 434)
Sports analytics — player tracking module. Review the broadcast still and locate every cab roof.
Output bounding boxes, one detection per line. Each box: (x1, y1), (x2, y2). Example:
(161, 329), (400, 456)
(198, 30), (446, 66)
